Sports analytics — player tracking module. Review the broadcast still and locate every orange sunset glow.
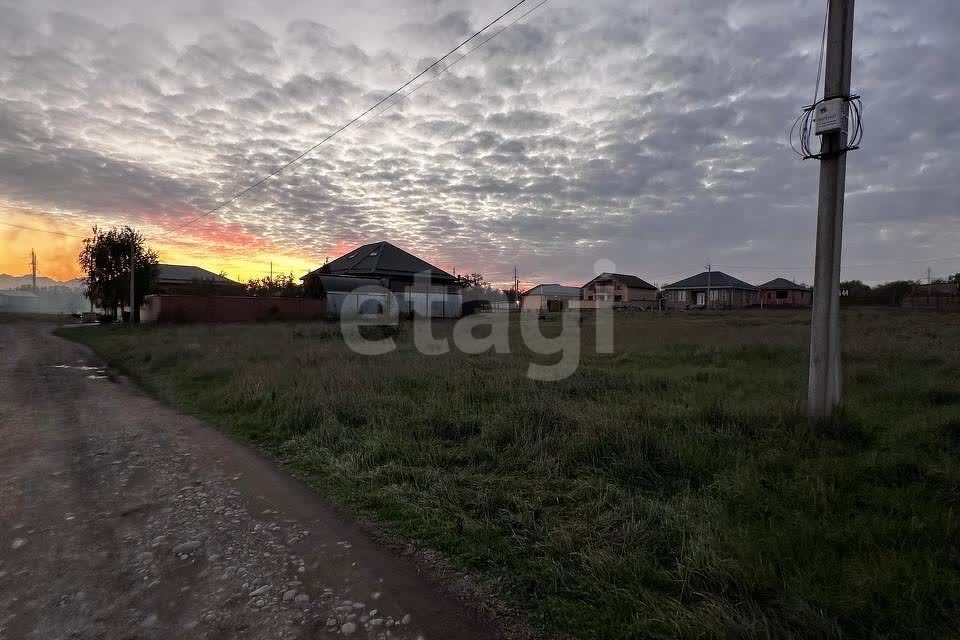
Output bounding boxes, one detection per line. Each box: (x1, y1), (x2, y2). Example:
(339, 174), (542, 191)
(1, 209), (317, 284)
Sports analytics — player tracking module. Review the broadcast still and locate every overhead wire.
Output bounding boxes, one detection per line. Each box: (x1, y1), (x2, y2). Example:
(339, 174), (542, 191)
(788, 0), (863, 160)
(201, 0), (550, 233)
(153, 0), (535, 239)
(0, 221), (86, 239)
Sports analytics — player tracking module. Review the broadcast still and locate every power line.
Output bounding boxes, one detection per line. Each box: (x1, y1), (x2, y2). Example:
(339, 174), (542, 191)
(351, 0), (550, 134)
(811, 0), (829, 106)
(715, 254), (960, 272)
(205, 0), (550, 225)
(0, 221), (85, 239)
(155, 0), (535, 239)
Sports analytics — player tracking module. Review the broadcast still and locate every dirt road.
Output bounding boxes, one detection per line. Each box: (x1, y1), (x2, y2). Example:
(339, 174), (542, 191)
(0, 321), (501, 640)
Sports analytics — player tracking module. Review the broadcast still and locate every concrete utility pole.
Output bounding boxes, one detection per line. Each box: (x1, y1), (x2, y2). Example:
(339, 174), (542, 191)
(30, 249), (37, 292)
(705, 264), (711, 309)
(129, 240), (136, 324)
(807, 0), (855, 417)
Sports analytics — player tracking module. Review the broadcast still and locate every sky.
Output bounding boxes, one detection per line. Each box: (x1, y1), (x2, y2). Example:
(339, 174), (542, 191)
(0, 0), (958, 287)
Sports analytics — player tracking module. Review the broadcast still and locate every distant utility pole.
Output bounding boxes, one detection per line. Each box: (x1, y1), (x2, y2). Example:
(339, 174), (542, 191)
(30, 249), (37, 292)
(129, 241), (136, 324)
(270, 261), (273, 282)
(705, 264), (711, 309)
(807, 0), (856, 417)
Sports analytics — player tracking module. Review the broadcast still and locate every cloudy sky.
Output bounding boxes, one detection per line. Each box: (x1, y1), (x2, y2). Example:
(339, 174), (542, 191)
(0, 0), (957, 286)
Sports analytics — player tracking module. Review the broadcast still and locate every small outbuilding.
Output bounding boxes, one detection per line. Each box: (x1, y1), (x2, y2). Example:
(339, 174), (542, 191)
(0, 290), (39, 312)
(578, 272), (658, 309)
(520, 284), (581, 312)
(757, 278), (812, 307)
(662, 271), (757, 309)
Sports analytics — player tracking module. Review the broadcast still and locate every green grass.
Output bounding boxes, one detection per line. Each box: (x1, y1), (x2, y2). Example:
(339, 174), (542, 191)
(60, 309), (960, 639)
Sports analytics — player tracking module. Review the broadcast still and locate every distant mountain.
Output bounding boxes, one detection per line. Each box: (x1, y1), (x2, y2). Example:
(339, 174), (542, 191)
(0, 273), (85, 290)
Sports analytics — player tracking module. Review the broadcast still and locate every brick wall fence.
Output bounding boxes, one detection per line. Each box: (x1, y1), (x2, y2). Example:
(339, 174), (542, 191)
(141, 295), (327, 323)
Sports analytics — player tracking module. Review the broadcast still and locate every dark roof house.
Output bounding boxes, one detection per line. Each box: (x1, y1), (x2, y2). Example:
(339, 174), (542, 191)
(302, 242), (456, 289)
(579, 272), (659, 309)
(664, 271), (757, 291)
(582, 272), (657, 291)
(155, 264), (239, 285)
(758, 278), (810, 291)
(757, 278), (812, 308)
(662, 271), (757, 309)
(152, 264), (243, 294)
(521, 284), (581, 298)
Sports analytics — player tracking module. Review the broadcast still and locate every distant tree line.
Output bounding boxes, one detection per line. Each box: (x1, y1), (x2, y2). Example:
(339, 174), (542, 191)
(455, 272), (518, 302)
(243, 273), (301, 297)
(841, 274), (960, 306)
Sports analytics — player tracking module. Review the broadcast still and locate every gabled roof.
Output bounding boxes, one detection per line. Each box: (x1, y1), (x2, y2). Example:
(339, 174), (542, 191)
(155, 264), (239, 285)
(663, 271), (757, 291)
(303, 242), (455, 282)
(582, 272), (657, 290)
(758, 278), (810, 291)
(521, 284), (581, 297)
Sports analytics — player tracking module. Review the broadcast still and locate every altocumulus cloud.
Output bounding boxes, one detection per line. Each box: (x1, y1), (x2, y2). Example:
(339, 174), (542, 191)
(0, 0), (958, 284)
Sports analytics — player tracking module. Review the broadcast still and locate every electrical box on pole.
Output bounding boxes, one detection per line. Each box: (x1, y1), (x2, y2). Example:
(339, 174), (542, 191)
(814, 98), (848, 135)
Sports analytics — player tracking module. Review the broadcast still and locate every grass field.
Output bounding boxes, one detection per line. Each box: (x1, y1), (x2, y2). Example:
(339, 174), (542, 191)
(61, 309), (960, 639)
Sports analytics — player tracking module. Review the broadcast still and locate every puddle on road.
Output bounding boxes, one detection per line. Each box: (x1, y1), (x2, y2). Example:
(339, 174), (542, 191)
(51, 364), (111, 380)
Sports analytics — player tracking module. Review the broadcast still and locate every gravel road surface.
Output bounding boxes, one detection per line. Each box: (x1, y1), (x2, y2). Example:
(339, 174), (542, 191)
(0, 321), (501, 640)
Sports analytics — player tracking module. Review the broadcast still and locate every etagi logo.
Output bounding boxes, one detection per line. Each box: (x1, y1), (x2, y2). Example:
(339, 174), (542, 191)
(340, 262), (615, 381)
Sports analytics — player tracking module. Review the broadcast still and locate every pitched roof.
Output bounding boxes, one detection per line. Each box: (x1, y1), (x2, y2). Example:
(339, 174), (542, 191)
(521, 284), (581, 297)
(155, 264), (239, 285)
(304, 242), (455, 282)
(758, 277), (810, 291)
(582, 272), (657, 290)
(663, 271), (757, 291)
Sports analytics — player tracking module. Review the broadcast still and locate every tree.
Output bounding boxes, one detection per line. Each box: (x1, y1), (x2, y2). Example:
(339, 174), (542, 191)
(455, 272), (506, 301)
(872, 280), (915, 306)
(244, 273), (301, 297)
(78, 226), (158, 321)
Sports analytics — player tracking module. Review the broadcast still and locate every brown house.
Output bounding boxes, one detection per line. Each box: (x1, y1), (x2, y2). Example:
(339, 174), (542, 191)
(757, 278), (812, 307)
(579, 272), (658, 309)
(662, 271), (757, 309)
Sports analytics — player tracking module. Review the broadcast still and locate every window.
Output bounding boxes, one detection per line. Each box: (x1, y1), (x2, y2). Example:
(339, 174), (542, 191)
(359, 299), (383, 315)
(776, 290), (788, 299)
(709, 289), (721, 301)
(587, 295), (593, 300)
(676, 290), (687, 302)
(614, 295), (622, 302)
